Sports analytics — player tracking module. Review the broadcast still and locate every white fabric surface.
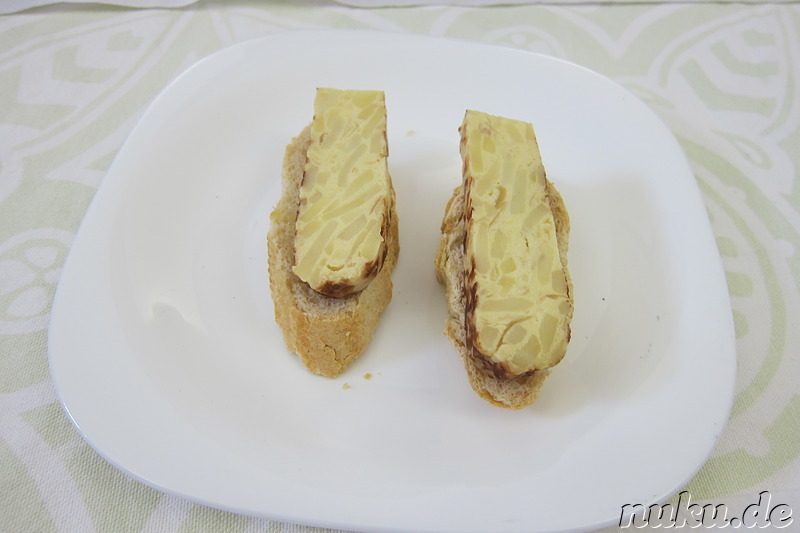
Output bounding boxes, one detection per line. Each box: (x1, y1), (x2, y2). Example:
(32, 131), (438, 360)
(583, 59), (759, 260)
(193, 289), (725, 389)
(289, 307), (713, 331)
(0, 0), (198, 15)
(2, 0), (797, 16)
(334, 0), (796, 5)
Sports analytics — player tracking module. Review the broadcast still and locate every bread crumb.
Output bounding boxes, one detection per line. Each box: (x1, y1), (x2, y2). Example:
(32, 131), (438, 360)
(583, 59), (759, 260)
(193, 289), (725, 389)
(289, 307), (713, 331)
(363, 373), (372, 380)
(342, 383), (351, 390)
(406, 130), (415, 136)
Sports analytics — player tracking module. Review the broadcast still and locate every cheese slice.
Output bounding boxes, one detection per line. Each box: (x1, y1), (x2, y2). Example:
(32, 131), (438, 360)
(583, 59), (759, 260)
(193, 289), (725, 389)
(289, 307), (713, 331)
(293, 88), (391, 297)
(461, 110), (572, 377)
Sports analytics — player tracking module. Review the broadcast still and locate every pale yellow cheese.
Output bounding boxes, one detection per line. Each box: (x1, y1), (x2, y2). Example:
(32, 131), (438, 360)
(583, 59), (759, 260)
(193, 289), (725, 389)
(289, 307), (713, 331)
(462, 110), (571, 377)
(293, 88), (391, 297)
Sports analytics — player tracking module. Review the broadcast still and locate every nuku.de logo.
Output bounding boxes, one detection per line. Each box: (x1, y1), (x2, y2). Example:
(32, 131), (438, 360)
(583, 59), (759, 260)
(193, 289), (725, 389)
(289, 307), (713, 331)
(619, 490), (793, 529)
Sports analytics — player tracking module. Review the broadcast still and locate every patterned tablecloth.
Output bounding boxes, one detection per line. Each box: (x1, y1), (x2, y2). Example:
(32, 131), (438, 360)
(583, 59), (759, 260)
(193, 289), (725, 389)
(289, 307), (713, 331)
(1, 1), (799, 532)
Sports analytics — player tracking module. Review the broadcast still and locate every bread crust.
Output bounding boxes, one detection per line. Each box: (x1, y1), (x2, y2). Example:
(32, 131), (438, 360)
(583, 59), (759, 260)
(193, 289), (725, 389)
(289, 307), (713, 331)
(267, 126), (399, 378)
(434, 180), (572, 409)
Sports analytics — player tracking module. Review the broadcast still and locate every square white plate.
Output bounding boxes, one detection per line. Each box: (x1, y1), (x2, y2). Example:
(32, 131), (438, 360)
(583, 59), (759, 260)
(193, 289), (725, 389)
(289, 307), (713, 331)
(49, 30), (736, 533)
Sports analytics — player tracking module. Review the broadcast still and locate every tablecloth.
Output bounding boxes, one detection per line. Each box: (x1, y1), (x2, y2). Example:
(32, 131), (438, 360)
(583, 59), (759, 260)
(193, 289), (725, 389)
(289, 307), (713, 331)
(3, 0), (797, 15)
(1, 1), (798, 531)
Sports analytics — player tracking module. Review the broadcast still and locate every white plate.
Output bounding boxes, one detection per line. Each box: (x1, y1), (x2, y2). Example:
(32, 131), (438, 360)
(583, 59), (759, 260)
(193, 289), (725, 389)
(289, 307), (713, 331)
(49, 30), (736, 533)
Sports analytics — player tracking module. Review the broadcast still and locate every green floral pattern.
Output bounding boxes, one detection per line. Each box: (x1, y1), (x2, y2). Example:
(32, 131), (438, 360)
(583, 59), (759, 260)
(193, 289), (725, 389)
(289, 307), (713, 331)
(1, 2), (798, 531)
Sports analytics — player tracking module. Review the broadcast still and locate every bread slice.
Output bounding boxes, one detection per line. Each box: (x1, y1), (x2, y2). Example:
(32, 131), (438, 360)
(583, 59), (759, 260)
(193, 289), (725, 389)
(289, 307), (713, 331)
(434, 111), (572, 409)
(267, 115), (399, 378)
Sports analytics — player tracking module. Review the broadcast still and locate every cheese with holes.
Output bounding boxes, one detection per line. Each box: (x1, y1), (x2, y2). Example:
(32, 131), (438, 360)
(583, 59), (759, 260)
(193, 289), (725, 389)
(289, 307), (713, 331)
(462, 110), (572, 377)
(293, 88), (391, 297)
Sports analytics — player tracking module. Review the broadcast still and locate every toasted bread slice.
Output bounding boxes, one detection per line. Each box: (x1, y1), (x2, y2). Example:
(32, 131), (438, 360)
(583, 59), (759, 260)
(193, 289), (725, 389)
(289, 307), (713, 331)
(434, 110), (573, 409)
(267, 90), (398, 378)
